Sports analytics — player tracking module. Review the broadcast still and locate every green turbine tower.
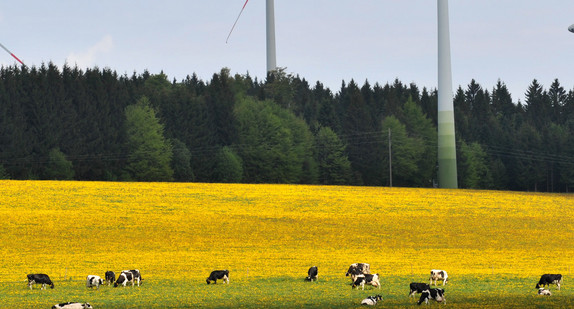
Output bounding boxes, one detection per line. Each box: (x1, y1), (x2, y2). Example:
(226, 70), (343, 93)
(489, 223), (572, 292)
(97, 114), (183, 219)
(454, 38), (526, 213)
(437, 0), (458, 188)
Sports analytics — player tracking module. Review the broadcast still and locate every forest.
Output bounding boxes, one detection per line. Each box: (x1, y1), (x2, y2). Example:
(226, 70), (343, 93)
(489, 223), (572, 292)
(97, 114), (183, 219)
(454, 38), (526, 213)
(0, 63), (573, 192)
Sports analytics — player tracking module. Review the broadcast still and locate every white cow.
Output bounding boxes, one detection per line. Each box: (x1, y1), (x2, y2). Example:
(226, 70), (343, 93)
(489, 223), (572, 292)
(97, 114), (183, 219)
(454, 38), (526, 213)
(86, 275), (103, 290)
(52, 302), (93, 309)
(429, 269), (448, 286)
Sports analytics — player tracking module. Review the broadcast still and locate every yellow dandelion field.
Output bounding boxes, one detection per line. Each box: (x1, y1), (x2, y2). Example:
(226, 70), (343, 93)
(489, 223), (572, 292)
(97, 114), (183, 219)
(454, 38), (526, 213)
(0, 180), (573, 307)
(1, 180), (572, 281)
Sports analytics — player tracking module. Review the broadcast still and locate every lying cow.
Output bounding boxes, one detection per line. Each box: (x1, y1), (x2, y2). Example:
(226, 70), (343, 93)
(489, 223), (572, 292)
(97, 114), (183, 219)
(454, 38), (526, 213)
(346, 263), (370, 279)
(429, 269), (448, 286)
(86, 275), (103, 289)
(306, 266), (318, 282)
(114, 269), (142, 287)
(535, 274), (562, 290)
(538, 288), (552, 296)
(206, 270), (230, 284)
(105, 271), (115, 286)
(352, 274), (381, 290)
(361, 295), (383, 306)
(52, 302), (93, 309)
(418, 288), (446, 305)
(409, 282), (431, 297)
(27, 273), (54, 290)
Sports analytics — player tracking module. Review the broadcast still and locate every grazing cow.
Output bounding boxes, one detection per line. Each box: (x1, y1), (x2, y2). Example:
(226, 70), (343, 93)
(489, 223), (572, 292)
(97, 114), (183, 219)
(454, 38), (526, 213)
(52, 302), (93, 309)
(361, 295), (383, 306)
(418, 288), (446, 305)
(429, 270), (448, 286)
(27, 274), (54, 290)
(306, 266), (318, 281)
(346, 263), (370, 278)
(206, 270), (230, 284)
(352, 274), (381, 290)
(114, 269), (142, 287)
(409, 282), (431, 297)
(538, 288), (552, 296)
(86, 275), (103, 290)
(105, 271), (115, 285)
(535, 274), (562, 290)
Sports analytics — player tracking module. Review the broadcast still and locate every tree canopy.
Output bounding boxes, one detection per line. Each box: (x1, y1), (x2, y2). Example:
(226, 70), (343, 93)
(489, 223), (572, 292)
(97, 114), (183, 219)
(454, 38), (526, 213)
(1, 63), (573, 192)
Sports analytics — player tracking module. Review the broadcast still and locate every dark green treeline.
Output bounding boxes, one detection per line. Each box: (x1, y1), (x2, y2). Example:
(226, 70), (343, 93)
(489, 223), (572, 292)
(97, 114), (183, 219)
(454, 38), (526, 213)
(1, 63), (573, 192)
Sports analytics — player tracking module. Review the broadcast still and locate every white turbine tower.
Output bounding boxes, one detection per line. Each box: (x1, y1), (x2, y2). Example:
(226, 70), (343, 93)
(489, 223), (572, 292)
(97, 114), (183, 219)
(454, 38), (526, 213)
(437, 0), (458, 189)
(266, 0), (277, 72)
(227, 0), (277, 73)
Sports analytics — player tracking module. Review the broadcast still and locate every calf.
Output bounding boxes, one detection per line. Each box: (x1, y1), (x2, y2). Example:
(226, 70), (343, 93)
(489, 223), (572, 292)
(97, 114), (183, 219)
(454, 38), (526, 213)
(86, 275), (103, 290)
(361, 295), (383, 306)
(105, 271), (116, 285)
(535, 274), (562, 290)
(418, 288), (446, 305)
(206, 270), (230, 284)
(346, 263), (370, 279)
(114, 269), (142, 287)
(52, 302), (93, 309)
(538, 288), (552, 296)
(429, 269), (448, 286)
(27, 273), (54, 290)
(306, 266), (318, 282)
(352, 274), (381, 290)
(409, 282), (431, 297)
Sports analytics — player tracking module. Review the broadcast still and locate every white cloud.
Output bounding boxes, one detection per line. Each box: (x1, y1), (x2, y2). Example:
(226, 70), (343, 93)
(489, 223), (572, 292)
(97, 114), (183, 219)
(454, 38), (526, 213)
(66, 35), (113, 68)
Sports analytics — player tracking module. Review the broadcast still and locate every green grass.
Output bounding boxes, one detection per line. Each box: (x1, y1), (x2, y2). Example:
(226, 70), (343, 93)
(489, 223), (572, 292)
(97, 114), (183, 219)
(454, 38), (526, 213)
(0, 275), (570, 308)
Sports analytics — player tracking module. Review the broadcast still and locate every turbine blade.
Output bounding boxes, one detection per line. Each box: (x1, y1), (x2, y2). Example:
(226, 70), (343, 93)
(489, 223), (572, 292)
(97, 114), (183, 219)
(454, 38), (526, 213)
(226, 0), (249, 43)
(0, 42), (25, 66)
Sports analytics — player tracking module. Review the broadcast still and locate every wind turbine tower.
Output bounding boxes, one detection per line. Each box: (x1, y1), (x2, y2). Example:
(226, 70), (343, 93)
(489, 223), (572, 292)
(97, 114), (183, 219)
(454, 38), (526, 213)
(437, 0), (458, 188)
(266, 0), (277, 72)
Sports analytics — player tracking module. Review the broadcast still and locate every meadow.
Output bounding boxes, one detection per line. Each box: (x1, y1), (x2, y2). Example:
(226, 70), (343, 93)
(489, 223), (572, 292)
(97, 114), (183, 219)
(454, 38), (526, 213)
(0, 180), (573, 308)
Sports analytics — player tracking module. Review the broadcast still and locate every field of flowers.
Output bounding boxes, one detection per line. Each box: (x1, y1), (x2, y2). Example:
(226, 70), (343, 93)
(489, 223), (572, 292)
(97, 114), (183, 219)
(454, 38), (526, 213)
(0, 180), (573, 307)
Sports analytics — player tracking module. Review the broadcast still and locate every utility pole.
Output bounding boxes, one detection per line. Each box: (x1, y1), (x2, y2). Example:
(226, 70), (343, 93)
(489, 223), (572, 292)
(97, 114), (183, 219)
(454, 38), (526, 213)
(388, 128), (392, 187)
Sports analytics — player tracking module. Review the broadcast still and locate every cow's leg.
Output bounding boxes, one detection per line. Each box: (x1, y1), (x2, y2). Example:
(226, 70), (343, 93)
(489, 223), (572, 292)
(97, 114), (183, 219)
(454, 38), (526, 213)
(28, 280), (34, 290)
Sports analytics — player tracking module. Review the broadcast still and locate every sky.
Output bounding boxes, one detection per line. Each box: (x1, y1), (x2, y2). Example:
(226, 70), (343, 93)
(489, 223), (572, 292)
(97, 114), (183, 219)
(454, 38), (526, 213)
(1, 1), (573, 103)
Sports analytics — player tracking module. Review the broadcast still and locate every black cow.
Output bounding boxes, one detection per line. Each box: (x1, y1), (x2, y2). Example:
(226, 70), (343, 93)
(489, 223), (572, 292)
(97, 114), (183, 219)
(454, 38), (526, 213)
(536, 274), (562, 290)
(346, 263), (370, 278)
(27, 273), (54, 290)
(206, 270), (229, 284)
(52, 302), (93, 309)
(114, 269), (142, 287)
(352, 274), (381, 290)
(418, 288), (446, 305)
(306, 266), (318, 281)
(409, 282), (431, 297)
(105, 271), (116, 285)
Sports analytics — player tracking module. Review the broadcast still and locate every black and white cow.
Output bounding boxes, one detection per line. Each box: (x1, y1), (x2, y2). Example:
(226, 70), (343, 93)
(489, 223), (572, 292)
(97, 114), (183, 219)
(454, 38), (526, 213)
(418, 288), (446, 305)
(86, 275), (103, 289)
(105, 271), (116, 286)
(27, 273), (54, 290)
(538, 288), (552, 296)
(535, 274), (562, 290)
(352, 274), (381, 290)
(346, 263), (370, 279)
(361, 295), (383, 306)
(114, 269), (142, 287)
(409, 282), (431, 297)
(206, 270), (230, 284)
(306, 266), (318, 281)
(51, 302), (93, 309)
(429, 269), (448, 286)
